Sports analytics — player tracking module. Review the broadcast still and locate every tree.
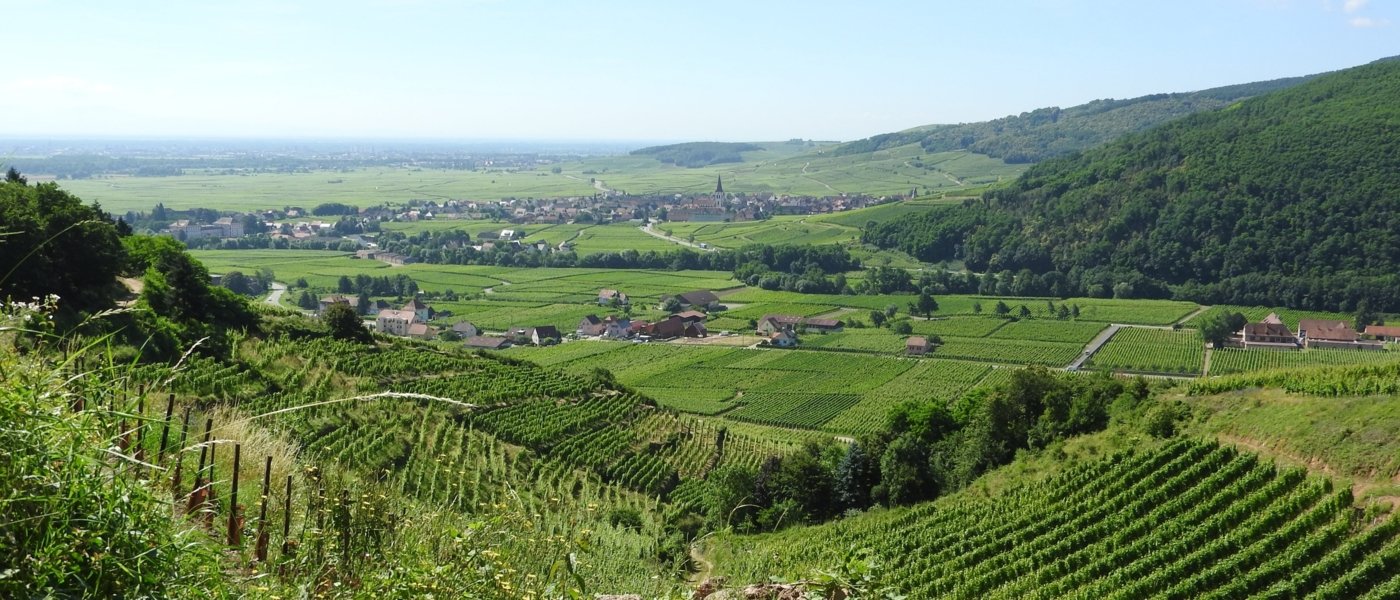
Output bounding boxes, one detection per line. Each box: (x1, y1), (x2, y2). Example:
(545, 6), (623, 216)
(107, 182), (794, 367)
(0, 180), (125, 315)
(1198, 312), (1235, 347)
(912, 291), (939, 318)
(893, 321), (913, 335)
(323, 303), (371, 343)
(1057, 305), (1071, 320)
(337, 275), (354, 294)
(972, 301), (982, 314)
(5, 166), (27, 184)
(660, 297), (683, 313)
(1071, 304), (1081, 319)
(884, 304), (899, 319)
(868, 310), (887, 328)
(1018, 305), (1032, 319)
(297, 290), (319, 311)
(294, 277), (309, 288)
(994, 301), (1011, 316)
(221, 271), (253, 296)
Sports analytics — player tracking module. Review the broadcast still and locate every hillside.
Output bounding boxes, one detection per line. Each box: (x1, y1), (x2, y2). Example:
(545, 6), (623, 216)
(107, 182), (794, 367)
(864, 58), (1400, 312)
(630, 141), (766, 167)
(836, 72), (1317, 163)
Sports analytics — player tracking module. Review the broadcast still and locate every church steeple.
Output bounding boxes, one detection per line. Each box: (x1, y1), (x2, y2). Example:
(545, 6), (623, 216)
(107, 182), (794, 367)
(715, 176), (724, 194)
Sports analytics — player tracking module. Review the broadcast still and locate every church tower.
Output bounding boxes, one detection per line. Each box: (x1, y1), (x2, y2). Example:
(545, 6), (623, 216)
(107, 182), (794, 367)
(711, 176), (725, 206)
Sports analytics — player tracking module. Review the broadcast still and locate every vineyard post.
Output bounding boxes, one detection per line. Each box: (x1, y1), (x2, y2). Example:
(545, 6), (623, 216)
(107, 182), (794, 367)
(171, 406), (191, 501)
(188, 418), (212, 513)
(133, 391), (147, 468)
(206, 436), (218, 527)
(228, 443), (241, 546)
(156, 394), (175, 467)
(255, 455), (272, 562)
(281, 474), (293, 561)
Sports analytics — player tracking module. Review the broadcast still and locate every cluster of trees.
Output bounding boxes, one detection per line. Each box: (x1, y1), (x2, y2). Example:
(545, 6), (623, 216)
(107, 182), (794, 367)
(834, 73), (1311, 163)
(219, 269), (275, 297)
(695, 368), (1146, 532)
(630, 142), (762, 168)
(1, 171), (258, 359)
(863, 59), (1400, 313)
(336, 273), (420, 298)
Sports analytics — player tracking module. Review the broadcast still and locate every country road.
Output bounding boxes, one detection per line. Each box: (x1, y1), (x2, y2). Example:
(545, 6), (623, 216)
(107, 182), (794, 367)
(264, 282), (288, 306)
(640, 222), (716, 251)
(1068, 325), (1120, 370)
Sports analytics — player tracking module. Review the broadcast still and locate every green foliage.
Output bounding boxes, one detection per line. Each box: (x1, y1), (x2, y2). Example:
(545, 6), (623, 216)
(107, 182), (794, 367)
(836, 72), (1312, 163)
(0, 311), (226, 597)
(864, 59), (1400, 312)
(322, 302), (371, 343)
(0, 179), (125, 315)
(708, 440), (1400, 598)
(630, 142), (763, 168)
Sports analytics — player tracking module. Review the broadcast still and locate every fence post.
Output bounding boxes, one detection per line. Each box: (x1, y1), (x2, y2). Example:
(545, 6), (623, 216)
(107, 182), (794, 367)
(156, 394), (175, 467)
(281, 474), (294, 559)
(172, 407), (191, 501)
(134, 392), (147, 467)
(228, 444), (242, 546)
(256, 456), (272, 562)
(188, 418), (212, 514)
(206, 437), (218, 527)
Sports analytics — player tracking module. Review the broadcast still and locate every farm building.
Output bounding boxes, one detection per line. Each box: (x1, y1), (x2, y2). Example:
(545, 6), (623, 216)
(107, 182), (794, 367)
(1240, 313), (1298, 349)
(1298, 320), (1383, 350)
(578, 315), (606, 336)
(756, 315), (844, 335)
(529, 326), (562, 345)
(906, 336), (932, 356)
(768, 330), (797, 348)
(463, 336), (510, 350)
(1365, 324), (1400, 341)
(663, 290), (721, 310)
(376, 309), (418, 337)
(451, 321), (479, 338)
(598, 289), (629, 306)
(602, 316), (631, 339)
(403, 297), (435, 321)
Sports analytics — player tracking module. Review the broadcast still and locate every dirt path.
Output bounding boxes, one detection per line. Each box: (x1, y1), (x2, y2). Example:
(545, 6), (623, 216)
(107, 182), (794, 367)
(1175, 305), (1212, 326)
(562, 173), (614, 195)
(801, 162), (839, 193)
(1202, 347), (1213, 377)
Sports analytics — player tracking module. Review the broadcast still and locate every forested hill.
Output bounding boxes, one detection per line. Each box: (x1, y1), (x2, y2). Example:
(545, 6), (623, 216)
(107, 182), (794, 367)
(835, 73), (1318, 163)
(863, 58), (1400, 313)
(630, 141), (763, 168)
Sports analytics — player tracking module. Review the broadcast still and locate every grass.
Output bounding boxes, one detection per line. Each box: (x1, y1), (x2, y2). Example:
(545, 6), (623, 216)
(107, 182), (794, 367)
(1179, 387), (1400, 485)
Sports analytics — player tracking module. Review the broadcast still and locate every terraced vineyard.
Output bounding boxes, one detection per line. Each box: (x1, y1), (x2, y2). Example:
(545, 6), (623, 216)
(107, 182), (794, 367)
(1089, 328), (1205, 375)
(707, 440), (1400, 598)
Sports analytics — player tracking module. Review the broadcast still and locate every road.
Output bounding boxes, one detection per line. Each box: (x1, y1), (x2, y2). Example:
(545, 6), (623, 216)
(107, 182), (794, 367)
(639, 222), (716, 251)
(264, 282), (288, 306)
(1067, 324), (1120, 371)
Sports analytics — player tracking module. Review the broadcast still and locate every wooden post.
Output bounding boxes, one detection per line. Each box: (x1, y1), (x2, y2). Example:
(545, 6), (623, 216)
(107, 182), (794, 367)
(156, 394), (175, 467)
(281, 475), (293, 558)
(255, 456), (272, 562)
(228, 444), (241, 546)
(133, 392), (147, 466)
(171, 407), (191, 500)
(188, 418), (212, 513)
(206, 438), (218, 527)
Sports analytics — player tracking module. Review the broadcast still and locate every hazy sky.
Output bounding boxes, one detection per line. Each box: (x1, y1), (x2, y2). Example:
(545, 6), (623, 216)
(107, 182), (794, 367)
(2, 0), (1396, 142)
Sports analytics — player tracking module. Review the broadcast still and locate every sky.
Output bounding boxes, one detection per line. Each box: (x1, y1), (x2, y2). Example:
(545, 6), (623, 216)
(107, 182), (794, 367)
(2, 0), (1397, 143)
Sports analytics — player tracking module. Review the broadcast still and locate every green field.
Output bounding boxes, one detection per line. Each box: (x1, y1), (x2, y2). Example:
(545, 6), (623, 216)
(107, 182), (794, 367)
(1090, 328), (1205, 375)
(60, 141), (1025, 214)
(659, 217), (860, 249)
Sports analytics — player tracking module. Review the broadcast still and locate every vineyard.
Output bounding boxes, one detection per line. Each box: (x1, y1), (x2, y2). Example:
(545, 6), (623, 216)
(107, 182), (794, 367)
(1208, 347), (1400, 376)
(1089, 328), (1205, 375)
(706, 439), (1400, 598)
